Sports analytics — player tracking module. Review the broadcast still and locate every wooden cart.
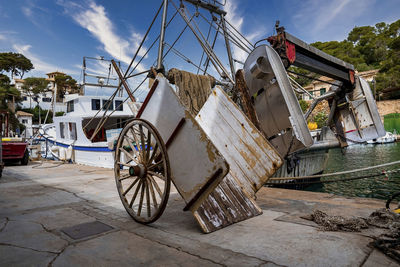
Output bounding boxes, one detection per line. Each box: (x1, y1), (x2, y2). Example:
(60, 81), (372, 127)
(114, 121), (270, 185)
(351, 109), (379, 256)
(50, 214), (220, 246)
(114, 74), (283, 232)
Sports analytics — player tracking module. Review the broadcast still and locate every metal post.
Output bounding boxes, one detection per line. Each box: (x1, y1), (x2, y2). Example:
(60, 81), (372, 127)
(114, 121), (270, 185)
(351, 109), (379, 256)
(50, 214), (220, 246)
(221, 15), (235, 82)
(175, 4), (234, 84)
(53, 82), (57, 119)
(82, 57), (86, 95)
(111, 60), (136, 102)
(157, 0), (168, 70)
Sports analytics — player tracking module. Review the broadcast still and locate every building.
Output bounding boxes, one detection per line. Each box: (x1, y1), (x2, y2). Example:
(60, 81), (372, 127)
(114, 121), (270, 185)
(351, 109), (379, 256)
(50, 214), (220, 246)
(14, 72), (67, 113)
(302, 69), (379, 100)
(16, 111), (33, 138)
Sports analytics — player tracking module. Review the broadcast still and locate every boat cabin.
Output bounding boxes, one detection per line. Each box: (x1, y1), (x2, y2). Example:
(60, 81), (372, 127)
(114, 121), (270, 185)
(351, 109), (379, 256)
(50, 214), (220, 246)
(53, 95), (135, 144)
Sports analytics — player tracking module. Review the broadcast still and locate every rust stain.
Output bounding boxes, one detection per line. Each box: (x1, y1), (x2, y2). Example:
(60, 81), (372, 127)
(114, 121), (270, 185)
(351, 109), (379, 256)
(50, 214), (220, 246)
(239, 149), (257, 169)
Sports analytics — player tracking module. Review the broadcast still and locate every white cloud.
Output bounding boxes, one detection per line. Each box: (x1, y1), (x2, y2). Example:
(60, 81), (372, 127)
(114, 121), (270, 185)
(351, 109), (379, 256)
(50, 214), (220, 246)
(223, 0), (264, 65)
(21, 0), (53, 34)
(12, 43), (79, 76)
(58, 0), (146, 72)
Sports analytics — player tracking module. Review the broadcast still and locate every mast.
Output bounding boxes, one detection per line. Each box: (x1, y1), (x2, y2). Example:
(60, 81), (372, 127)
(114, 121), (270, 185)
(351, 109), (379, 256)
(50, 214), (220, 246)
(157, 0), (168, 71)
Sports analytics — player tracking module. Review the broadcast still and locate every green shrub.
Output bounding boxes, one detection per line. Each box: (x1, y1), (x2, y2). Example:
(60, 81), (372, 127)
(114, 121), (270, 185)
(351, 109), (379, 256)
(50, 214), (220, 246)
(314, 112), (328, 128)
(299, 100), (309, 113)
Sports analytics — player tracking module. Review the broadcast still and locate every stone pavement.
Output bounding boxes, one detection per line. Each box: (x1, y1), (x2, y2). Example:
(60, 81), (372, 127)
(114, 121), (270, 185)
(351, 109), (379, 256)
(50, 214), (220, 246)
(0, 161), (398, 267)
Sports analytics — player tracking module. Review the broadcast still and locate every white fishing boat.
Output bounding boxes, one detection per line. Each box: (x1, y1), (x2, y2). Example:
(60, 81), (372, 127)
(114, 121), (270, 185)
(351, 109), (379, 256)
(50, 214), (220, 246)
(39, 57), (139, 168)
(367, 131), (396, 144)
(41, 94), (137, 168)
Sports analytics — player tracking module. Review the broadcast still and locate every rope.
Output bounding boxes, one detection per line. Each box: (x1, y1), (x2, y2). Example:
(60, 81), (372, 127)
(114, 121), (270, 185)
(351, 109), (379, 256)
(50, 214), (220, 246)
(266, 169), (400, 186)
(32, 160), (65, 169)
(268, 160), (400, 181)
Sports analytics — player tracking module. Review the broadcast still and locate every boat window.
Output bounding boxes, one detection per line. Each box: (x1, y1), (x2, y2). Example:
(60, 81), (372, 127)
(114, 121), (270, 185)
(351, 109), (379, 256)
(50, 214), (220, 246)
(69, 122), (77, 140)
(42, 97), (52, 102)
(60, 123), (65, 138)
(102, 99), (113, 110)
(91, 99), (101, 110)
(67, 100), (74, 112)
(115, 100), (123, 111)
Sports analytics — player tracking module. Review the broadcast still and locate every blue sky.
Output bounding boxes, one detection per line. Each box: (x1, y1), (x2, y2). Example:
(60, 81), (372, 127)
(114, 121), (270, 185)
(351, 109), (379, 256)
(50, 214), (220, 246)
(1, 0), (399, 100)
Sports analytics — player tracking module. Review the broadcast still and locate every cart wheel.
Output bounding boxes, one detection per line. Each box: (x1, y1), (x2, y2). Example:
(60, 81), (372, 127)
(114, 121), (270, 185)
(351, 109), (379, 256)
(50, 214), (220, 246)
(114, 118), (171, 224)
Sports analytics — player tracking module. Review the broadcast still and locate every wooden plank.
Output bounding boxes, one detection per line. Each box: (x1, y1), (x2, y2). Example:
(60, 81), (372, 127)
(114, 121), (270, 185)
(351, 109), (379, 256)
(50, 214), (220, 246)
(196, 87), (283, 197)
(235, 70), (261, 130)
(140, 75), (229, 208)
(193, 174), (262, 233)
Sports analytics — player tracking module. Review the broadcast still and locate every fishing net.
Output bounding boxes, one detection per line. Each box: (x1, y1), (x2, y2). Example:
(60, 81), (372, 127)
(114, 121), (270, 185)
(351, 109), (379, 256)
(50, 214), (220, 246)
(304, 210), (368, 232)
(167, 68), (215, 116)
(304, 208), (400, 263)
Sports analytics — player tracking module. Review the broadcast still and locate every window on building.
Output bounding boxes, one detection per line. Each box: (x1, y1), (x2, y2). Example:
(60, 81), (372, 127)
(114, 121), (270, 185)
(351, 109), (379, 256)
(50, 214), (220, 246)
(115, 100), (123, 111)
(60, 123), (65, 138)
(91, 99), (101, 110)
(320, 88), (326, 96)
(102, 99), (113, 110)
(22, 119), (28, 124)
(42, 97), (52, 102)
(67, 100), (74, 112)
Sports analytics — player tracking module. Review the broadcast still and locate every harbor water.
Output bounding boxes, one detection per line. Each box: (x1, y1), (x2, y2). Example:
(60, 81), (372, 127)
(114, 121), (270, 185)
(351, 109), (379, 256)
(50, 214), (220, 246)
(305, 142), (400, 200)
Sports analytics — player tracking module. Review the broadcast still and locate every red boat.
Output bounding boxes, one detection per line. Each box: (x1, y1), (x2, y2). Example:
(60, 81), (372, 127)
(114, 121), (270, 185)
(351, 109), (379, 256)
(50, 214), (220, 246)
(0, 112), (29, 178)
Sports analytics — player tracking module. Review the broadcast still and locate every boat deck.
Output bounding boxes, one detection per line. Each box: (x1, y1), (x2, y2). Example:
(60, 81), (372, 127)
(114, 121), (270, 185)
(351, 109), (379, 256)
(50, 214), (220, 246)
(0, 162), (398, 266)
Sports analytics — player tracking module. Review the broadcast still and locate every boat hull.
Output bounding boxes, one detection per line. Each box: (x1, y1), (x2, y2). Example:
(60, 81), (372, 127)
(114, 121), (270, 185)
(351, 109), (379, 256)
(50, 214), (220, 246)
(44, 138), (115, 169)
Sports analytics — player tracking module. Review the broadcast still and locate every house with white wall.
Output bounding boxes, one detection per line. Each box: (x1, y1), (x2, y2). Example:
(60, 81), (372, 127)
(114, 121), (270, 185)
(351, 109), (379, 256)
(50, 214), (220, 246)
(16, 110), (33, 138)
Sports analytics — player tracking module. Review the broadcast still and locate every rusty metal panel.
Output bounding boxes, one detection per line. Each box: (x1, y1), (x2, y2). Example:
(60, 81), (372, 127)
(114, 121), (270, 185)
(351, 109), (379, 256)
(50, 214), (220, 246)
(244, 45), (313, 157)
(196, 87), (283, 196)
(140, 75), (229, 208)
(339, 76), (385, 143)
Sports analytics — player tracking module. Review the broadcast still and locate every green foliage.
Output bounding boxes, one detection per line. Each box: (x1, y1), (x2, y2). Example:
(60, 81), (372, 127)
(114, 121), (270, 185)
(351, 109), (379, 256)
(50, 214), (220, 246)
(314, 112), (328, 128)
(288, 66), (319, 86)
(0, 52), (33, 79)
(299, 99), (309, 113)
(309, 19), (400, 95)
(55, 111), (65, 117)
(19, 107), (53, 124)
(23, 77), (49, 95)
(54, 74), (78, 101)
(0, 74), (21, 109)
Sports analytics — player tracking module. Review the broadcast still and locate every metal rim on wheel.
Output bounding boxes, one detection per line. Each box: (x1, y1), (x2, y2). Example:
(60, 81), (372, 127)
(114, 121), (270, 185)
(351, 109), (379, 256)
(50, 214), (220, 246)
(114, 118), (171, 224)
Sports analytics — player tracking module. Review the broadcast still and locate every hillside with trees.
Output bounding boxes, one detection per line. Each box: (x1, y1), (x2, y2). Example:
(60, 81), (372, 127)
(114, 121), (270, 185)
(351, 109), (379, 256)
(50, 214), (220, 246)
(298, 19), (400, 99)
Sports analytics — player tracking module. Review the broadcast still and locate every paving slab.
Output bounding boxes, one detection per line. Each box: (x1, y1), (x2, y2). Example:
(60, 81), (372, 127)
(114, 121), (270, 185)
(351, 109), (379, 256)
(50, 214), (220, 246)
(10, 207), (95, 230)
(0, 183), (81, 216)
(0, 220), (68, 253)
(363, 249), (399, 267)
(1, 163), (399, 267)
(53, 230), (220, 267)
(0, 245), (55, 266)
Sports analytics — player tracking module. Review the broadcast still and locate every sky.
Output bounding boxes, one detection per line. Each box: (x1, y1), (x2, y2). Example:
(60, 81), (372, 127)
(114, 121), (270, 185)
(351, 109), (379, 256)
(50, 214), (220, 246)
(1, 0), (399, 100)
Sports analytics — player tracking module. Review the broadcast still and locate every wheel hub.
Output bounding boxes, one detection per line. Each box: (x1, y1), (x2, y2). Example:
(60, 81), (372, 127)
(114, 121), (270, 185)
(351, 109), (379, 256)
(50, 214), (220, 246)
(129, 164), (147, 179)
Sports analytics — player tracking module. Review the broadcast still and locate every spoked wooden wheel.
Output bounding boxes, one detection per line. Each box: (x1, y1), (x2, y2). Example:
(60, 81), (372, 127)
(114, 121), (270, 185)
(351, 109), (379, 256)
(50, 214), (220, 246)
(114, 118), (171, 224)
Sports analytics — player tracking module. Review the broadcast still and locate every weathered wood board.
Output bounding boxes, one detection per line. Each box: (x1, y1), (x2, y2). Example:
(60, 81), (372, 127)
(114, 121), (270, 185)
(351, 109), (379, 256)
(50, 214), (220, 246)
(196, 87), (283, 197)
(191, 87), (283, 233)
(193, 174), (262, 233)
(140, 75), (229, 210)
